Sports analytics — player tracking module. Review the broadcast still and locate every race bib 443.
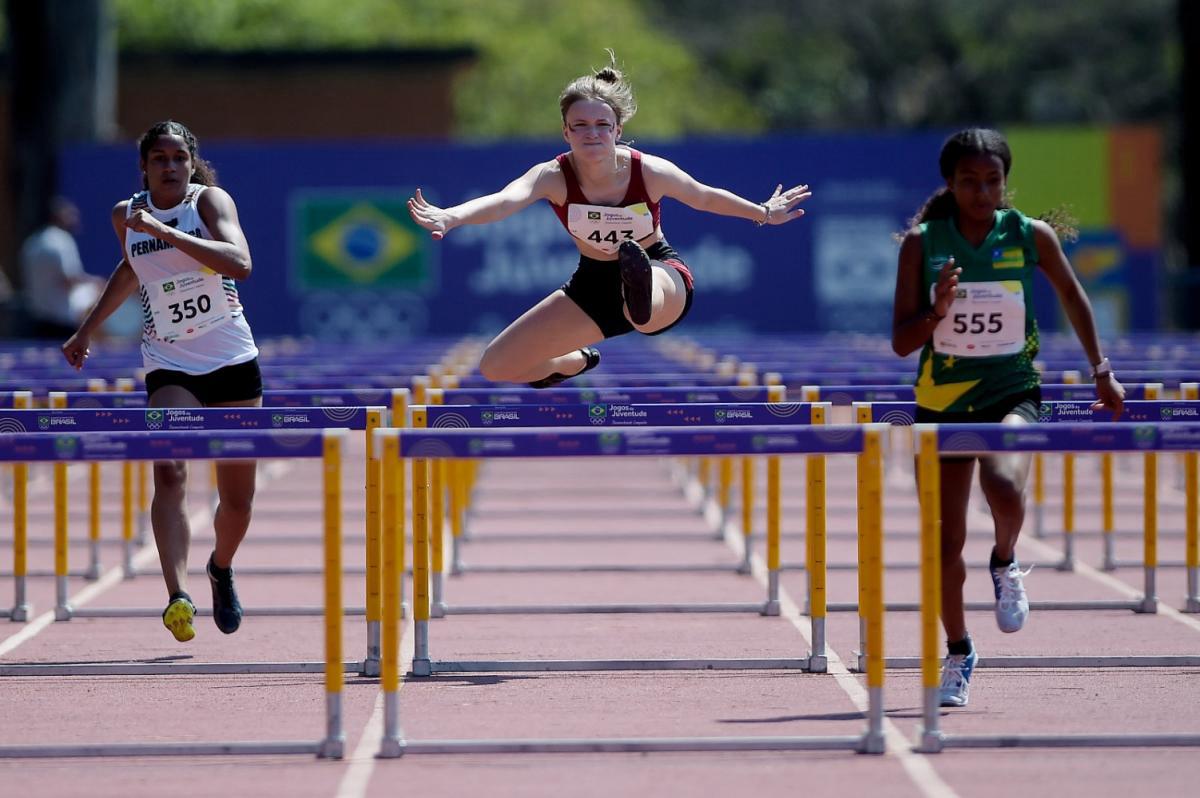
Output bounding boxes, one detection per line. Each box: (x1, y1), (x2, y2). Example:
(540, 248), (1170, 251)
(567, 203), (655, 254)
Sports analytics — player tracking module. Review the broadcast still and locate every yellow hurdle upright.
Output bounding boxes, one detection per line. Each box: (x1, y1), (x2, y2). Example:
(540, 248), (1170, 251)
(318, 428), (347, 759)
(411, 457), (432, 676)
(859, 425), (885, 754)
(1139, 384), (1162, 612)
(806, 403), (829, 671)
(115, 378), (142, 560)
(916, 425), (944, 752)
(1057, 450), (1076, 570)
(84, 379), (107, 581)
(378, 431), (405, 757)
(1186, 450), (1199, 613)
(1101, 451), (1116, 569)
(363, 408), (384, 677)
(763, 453), (781, 615)
(9, 391), (32, 621)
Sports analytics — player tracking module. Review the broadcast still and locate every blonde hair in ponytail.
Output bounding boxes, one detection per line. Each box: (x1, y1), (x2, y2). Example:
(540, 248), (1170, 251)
(559, 49), (637, 126)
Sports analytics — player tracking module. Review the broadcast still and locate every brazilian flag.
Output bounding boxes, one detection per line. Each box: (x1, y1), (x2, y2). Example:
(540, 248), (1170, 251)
(292, 192), (433, 290)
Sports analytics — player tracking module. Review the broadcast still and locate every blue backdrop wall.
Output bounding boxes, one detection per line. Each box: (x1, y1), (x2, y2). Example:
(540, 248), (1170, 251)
(60, 133), (1158, 341)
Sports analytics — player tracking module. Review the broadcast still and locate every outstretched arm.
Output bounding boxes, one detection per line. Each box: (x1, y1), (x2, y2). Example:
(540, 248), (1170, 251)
(642, 154), (810, 226)
(62, 259), (139, 369)
(1034, 219), (1125, 417)
(408, 161), (558, 240)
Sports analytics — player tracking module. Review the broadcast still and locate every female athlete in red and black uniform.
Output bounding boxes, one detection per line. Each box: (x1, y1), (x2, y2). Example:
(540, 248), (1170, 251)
(408, 51), (811, 387)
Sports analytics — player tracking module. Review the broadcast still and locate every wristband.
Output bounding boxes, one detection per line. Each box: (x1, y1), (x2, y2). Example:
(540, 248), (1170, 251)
(754, 203), (770, 227)
(1090, 357), (1113, 379)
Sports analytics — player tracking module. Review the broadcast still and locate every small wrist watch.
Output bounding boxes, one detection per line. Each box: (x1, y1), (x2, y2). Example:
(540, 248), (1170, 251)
(1090, 357), (1113, 379)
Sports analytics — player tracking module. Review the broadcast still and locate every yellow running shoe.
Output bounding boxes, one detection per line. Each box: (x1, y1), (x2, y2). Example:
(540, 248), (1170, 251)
(162, 594), (197, 642)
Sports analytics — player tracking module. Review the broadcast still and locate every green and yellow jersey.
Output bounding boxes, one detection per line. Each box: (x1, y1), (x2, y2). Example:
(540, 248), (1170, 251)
(915, 208), (1040, 413)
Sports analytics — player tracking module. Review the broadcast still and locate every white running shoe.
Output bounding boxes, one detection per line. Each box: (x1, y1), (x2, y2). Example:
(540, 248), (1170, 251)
(991, 562), (1032, 633)
(938, 648), (978, 707)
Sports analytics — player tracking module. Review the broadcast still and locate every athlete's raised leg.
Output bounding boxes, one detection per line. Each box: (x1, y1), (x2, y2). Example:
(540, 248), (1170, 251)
(479, 290), (604, 383)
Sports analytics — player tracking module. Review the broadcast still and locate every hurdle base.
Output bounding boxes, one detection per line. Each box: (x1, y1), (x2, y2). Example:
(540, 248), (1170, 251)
(0, 740), (325, 758)
(875, 654), (1200, 670)
(54, 603), (73, 621)
(760, 600), (781, 617)
(937, 732), (1200, 750)
(411, 658), (433, 677)
(1136, 596), (1158, 614)
(361, 656), (381, 678)
(807, 653), (828, 673)
(317, 735), (345, 760)
(84, 563), (103, 581)
(859, 730), (886, 755)
(377, 737), (406, 759)
(917, 728), (945, 754)
(394, 734), (865, 755)
(426, 657), (813, 673)
(1186, 597), (1200, 613)
(1055, 556), (1076, 572)
(9, 604), (31, 622)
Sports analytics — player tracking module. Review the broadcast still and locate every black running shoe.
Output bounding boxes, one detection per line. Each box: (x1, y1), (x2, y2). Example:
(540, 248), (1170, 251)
(618, 240), (654, 325)
(528, 347), (601, 389)
(207, 553), (243, 634)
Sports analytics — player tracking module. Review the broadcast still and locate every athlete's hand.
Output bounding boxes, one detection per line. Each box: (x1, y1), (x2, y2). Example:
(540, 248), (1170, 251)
(125, 209), (169, 237)
(931, 256), (962, 318)
(407, 188), (453, 240)
(1091, 373), (1125, 420)
(62, 330), (92, 371)
(761, 183), (812, 225)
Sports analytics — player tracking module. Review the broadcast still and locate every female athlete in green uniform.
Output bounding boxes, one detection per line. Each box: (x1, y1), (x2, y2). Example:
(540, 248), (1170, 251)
(892, 128), (1125, 707)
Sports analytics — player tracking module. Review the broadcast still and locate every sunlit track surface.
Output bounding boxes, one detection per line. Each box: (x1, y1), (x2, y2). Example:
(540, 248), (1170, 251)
(3, 334), (1200, 797)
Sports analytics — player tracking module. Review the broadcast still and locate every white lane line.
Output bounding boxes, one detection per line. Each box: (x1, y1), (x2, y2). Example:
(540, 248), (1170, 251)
(336, 614), (415, 798)
(0, 542), (160, 657)
(1023, 536), (1200, 634)
(715, 504), (959, 798)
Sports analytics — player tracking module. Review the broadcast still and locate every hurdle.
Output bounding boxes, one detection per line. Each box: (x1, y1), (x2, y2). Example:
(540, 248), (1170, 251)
(0, 428), (348, 759)
(390, 423), (874, 676)
(0, 405), (384, 677)
(914, 421), (1200, 751)
(375, 423), (886, 757)
(417, 396), (789, 579)
(412, 401), (825, 625)
(851, 399), (1199, 619)
(34, 387), (413, 564)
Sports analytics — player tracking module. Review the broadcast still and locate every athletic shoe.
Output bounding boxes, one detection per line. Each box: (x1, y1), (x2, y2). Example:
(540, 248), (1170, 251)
(991, 562), (1032, 633)
(528, 347), (601, 389)
(938, 647), (978, 707)
(207, 554), (243, 634)
(161, 593), (196, 643)
(617, 240), (654, 325)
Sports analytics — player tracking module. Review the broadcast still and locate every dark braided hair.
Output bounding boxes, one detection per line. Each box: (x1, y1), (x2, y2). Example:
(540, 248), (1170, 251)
(907, 127), (1077, 241)
(137, 120), (218, 189)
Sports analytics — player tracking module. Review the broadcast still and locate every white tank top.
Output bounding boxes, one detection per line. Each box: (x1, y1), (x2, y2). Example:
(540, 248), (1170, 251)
(124, 183), (258, 375)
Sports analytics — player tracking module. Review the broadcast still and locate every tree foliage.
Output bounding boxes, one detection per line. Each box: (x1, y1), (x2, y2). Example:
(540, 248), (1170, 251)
(643, 0), (1177, 129)
(109, 0), (762, 138)
(6, 0), (1173, 136)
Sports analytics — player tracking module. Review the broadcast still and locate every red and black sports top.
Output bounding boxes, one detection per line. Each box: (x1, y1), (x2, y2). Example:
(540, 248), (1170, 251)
(549, 147), (662, 236)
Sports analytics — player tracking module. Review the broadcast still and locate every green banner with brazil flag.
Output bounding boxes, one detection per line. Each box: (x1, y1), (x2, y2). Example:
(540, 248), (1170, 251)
(290, 191), (435, 291)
